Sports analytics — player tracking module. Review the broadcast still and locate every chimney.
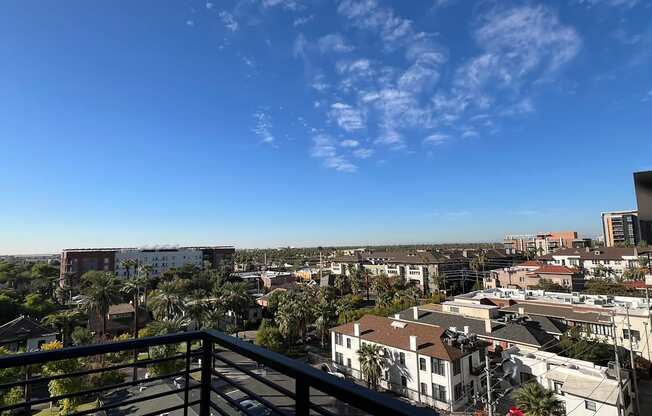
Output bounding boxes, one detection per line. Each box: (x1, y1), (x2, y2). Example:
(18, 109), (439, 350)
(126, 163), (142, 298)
(412, 306), (419, 320)
(518, 307), (525, 316)
(485, 319), (492, 334)
(354, 323), (360, 337)
(394, 313), (401, 320)
(464, 326), (470, 335)
(409, 335), (418, 351)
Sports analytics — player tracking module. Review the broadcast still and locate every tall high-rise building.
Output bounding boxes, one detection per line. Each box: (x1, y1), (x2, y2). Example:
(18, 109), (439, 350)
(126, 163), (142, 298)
(601, 210), (639, 247)
(634, 171), (652, 244)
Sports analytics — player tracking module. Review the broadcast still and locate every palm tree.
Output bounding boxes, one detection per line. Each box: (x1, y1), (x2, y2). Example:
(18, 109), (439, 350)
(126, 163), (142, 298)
(80, 272), (122, 337)
(149, 280), (184, 321)
(43, 310), (84, 347)
(184, 290), (209, 330)
(470, 250), (487, 289)
(219, 281), (251, 334)
(121, 276), (147, 337)
(149, 317), (189, 335)
(358, 343), (386, 390)
(138, 264), (153, 309)
(314, 297), (335, 348)
(513, 382), (564, 416)
(121, 259), (138, 279)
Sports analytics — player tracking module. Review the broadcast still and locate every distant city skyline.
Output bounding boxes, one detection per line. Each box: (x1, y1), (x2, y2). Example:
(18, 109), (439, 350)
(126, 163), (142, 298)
(1, 1), (651, 254)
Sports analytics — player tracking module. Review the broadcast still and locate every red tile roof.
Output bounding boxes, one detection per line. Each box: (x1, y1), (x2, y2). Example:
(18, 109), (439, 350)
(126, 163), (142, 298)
(534, 264), (578, 274)
(330, 315), (472, 361)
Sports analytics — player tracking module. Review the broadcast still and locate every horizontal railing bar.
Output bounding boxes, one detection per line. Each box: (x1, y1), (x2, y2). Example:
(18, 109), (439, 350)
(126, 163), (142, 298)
(0, 351), (201, 390)
(205, 329), (434, 416)
(0, 331), (205, 369)
(71, 386), (195, 416)
(210, 369), (288, 416)
(138, 399), (201, 416)
(210, 385), (259, 416)
(1, 330), (436, 416)
(212, 352), (296, 398)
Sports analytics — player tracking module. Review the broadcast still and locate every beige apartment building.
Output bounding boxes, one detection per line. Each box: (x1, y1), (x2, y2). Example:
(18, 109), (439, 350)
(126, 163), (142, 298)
(484, 260), (581, 290)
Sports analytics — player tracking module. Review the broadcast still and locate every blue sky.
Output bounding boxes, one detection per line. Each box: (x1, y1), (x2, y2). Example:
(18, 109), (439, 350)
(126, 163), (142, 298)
(1, 0), (651, 254)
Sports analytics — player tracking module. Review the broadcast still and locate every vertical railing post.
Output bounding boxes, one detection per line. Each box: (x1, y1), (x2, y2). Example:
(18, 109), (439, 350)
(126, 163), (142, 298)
(296, 379), (310, 416)
(184, 341), (191, 416)
(24, 365), (31, 416)
(200, 336), (213, 416)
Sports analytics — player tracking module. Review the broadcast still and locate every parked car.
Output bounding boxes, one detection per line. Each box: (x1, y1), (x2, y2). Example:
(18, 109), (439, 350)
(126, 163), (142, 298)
(238, 399), (272, 416)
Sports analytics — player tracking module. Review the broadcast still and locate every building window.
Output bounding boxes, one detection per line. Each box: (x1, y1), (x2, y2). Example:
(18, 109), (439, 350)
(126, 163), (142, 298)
(399, 352), (405, 365)
(419, 357), (427, 371)
(347, 358), (351, 368)
(401, 376), (407, 387)
(432, 358), (445, 376)
(335, 333), (343, 346)
(453, 359), (461, 375)
(454, 383), (463, 401)
(433, 383), (447, 402)
(335, 352), (343, 365)
(420, 382), (427, 395)
(623, 329), (641, 342)
(553, 381), (563, 395)
(346, 338), (351, 349)
(585, 401), (596, 411)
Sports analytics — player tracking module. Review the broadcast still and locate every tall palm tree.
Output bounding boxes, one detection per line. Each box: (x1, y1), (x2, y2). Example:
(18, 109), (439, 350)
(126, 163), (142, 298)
(314, 297), (335, 348)
(219, 281), (251, 334)
(80, 272), (122, 337)
(149, 280), (184, 321)
(138, 264), (153, 310)
(121, 259), (138, 279)
(513, 382), (564, 416)
(184, 290), (209, 330)
(43, 310), (84, 347)
(358, 343), (386, 390)
(121, 276), (147, 337)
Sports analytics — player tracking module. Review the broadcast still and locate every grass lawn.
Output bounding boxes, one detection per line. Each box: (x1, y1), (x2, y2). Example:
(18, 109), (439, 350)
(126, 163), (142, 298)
(34, 401), (97, 416)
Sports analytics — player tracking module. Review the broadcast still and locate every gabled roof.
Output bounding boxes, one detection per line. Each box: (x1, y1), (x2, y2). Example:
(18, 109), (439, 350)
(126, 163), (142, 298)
(397, 307), (558, 348)
(330, 315), (473, 361)
(0, 316), (57, 342)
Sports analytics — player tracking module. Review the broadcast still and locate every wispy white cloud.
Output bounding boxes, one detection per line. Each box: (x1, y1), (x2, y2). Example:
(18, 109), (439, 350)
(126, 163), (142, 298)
(261, 0), (304, 11)
(318, 33), (354, 53)
(252, 111), (275, 144)
(311, 134), (357, 172)
(340, 139), (360, 148)
(206, 2), (214, 10)
(576, 0), (639, 8)
(337, 0), (413, 48)
(423, 133), (449, 145)
(219, 11), (239, 32)
(329, 103), (365, 131)
(186, 20), (195, 27)
(353, 148), (374, 159)
(293, 14), (314, 26)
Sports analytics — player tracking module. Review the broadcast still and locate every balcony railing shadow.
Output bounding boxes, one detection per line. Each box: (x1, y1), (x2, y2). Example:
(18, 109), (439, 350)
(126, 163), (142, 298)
(0, 330), (436, 416)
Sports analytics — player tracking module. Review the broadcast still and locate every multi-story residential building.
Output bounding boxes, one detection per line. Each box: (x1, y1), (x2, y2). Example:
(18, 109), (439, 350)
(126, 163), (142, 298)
(538, 246), (639, 278)
(330, 315), (489, 412)
(635, 170), (652, 245)
(457, 288), (652, 361)
(602, 210), (640, 247)
(501, 347), (633, 416)
(330, 250), (469, 293)
(503, 231), (578, 256)
(484, 260), (582, 290)
(59, 245), (235, 286)
(395, 304), (560, 353)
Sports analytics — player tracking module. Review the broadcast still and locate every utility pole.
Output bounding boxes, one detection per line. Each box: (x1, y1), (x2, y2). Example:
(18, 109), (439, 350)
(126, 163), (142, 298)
(625, 306), (641, 416)
(485, 355), (493, 416)
(612, 313), (624, 416)
(319, 250), (323, 281)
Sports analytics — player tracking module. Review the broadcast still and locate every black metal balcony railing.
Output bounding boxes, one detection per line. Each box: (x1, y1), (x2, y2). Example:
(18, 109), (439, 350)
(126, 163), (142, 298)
(0, 330), (435, 416)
